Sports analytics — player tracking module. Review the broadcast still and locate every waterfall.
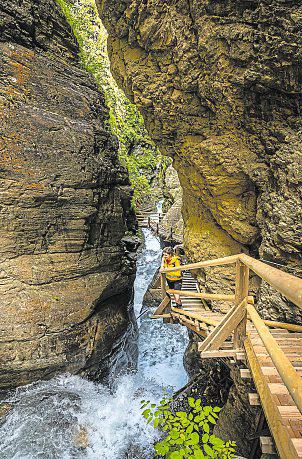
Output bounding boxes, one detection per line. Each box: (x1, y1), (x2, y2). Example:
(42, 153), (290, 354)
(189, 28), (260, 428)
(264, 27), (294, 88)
(0, 228), (188, 459)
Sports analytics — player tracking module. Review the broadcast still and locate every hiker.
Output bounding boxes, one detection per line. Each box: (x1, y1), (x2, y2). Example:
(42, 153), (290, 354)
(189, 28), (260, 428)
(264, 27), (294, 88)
(161, 246), (182, 306)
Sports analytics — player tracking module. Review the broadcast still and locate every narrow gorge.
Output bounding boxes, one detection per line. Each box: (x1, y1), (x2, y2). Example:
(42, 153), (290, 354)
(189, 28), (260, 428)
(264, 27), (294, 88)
(0, 1), (302, 459)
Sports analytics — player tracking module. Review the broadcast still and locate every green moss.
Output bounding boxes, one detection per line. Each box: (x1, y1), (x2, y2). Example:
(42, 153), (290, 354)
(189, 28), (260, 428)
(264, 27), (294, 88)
(57, 0), (161, 207)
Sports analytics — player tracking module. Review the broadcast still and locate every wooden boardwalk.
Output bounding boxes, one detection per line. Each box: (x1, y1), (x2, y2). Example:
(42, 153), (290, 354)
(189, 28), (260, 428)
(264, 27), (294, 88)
(153, 253), (302, 458)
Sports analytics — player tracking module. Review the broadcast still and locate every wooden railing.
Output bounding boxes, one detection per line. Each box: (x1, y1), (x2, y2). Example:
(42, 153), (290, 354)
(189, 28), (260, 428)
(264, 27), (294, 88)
(159, 253), (302, 410)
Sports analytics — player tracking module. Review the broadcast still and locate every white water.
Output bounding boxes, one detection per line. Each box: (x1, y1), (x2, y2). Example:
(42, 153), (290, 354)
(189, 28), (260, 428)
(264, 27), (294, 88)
(0, 228), (188, 459)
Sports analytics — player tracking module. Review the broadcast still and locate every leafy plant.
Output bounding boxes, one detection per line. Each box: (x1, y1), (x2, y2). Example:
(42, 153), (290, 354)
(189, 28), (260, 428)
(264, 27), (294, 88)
(141, 396), (236, 459)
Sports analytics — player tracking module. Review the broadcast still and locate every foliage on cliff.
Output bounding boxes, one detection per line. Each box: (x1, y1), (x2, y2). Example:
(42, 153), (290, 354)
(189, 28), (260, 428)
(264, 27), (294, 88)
(141, 397), (236, 458)
(56, 0), (162, 206)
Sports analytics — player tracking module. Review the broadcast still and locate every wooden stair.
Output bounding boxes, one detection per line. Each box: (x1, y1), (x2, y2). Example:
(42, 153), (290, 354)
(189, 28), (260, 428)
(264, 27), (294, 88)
(152, 253), (302, 459)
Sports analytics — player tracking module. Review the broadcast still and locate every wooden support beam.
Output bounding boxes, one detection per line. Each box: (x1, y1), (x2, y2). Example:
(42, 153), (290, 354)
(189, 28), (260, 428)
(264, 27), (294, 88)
(198, 299), (247, 353)
(200, 349), (239, 359)
(233, 260), (249, 348)
(152, 295), (170, 317)
(160, 273), (167, 299)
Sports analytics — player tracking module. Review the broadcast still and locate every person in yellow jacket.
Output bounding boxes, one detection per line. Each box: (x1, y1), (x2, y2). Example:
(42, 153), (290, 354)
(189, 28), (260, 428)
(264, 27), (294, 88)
(161, 246), (182, 306)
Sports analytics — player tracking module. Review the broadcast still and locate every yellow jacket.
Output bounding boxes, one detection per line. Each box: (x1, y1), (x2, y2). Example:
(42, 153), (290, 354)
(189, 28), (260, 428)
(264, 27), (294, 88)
(162, 255), (182, 281)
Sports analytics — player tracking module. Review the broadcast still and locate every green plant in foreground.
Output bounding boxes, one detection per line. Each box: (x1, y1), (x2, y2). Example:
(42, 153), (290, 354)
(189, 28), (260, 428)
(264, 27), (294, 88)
(141, 397), (236, 459)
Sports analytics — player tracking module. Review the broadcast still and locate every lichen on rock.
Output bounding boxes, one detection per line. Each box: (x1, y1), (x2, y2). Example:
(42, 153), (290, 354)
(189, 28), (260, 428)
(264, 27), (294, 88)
(0, 0), (139, 388)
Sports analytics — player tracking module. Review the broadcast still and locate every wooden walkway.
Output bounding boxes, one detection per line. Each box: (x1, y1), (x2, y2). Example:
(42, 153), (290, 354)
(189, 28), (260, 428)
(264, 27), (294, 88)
(136, 210), (164, 229)
(153, 253), (302, 458)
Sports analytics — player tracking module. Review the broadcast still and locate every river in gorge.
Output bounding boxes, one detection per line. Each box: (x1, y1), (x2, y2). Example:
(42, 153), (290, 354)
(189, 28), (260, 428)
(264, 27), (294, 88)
(0, 228), (189, 459)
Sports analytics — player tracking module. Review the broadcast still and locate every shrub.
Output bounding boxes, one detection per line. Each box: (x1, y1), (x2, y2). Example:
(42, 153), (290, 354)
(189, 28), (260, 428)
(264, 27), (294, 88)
(141, 396), (236, 459)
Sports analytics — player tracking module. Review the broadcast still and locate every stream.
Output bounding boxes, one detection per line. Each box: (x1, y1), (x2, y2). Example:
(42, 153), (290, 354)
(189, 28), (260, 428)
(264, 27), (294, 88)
(0, 228), (189, 459)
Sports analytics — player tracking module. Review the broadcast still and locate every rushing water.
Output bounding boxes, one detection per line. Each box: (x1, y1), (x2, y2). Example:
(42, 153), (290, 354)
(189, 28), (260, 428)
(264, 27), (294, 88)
(0, 228), (188, 459)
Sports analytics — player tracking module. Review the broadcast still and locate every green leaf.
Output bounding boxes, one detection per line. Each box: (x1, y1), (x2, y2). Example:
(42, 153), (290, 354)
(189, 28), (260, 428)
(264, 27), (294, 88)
(142, 409), (150, 418)
(186, 424), (194, 434)
(188, 432), (200, 445)
(203, 406), (211, 416)
(188, 397), (196, 408)
(169, 452), (183, 459)
(204, 444), (215, 458)
(213, 406), (221, 412)
(203, 423), (210, 434)
(170, 429), (180, 440)
(208, 415), (216, 425)
(202, 433), (209, 444)
(209, 435), (224, 447)
(193, 449), (205, 459)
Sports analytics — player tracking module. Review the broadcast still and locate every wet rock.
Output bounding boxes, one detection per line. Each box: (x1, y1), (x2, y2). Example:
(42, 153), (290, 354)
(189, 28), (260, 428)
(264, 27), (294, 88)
(0, 0), (137, 388)
(98, 0), (302, 320)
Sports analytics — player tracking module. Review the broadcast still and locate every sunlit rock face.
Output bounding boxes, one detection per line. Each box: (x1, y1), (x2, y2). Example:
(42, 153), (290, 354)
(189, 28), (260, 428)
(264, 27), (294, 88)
(0, 0), (138, 389)
(98, 0), (302, 320)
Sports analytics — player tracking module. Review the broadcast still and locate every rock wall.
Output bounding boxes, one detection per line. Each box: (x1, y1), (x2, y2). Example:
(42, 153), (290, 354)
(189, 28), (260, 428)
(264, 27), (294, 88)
(0, 0), (138, 389)
(98, 0), (302, 321)
(159, 164), (184, 245)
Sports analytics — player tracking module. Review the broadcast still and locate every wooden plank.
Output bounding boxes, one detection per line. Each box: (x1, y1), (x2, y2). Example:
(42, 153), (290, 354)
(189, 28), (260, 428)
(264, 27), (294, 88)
(171, 306), (219, 326)
(268, 384), (289, 395)
(240, 369), (252, 379)
(245, 337), (300, 459)
(151, 313), (171, 319)
(262, 367), (302, 377)
(200, 349), (238, 359)
(198, 299), (247, 353)
(249, 393), (260, 405)
(278, 406), (302, 420)
(247, 303), (302, 415)
(260, 436), (277, 455)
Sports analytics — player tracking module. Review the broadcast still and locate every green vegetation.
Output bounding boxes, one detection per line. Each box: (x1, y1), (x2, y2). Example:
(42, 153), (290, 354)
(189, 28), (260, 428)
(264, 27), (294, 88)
(57, 0), (161, 206)
(141, 396), (236, 459)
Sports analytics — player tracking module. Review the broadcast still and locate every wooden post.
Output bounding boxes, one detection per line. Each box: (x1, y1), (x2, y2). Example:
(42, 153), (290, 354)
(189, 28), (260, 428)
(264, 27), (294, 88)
(148, 216), (150, 228)
(233, 260), (249, 348)
(161, 273), (167, 299)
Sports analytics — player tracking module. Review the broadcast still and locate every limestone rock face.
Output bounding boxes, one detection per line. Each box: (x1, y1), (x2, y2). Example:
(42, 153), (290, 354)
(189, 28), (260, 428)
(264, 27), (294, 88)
(160, 165), (183, 244)
(98, 0), (302, 320)
(0, 0), (138, 388)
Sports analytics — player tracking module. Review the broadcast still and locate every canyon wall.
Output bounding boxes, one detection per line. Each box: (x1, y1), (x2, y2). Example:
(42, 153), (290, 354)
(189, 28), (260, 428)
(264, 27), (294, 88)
(0, 0), (138, 389)
(98, 0), (302, 321)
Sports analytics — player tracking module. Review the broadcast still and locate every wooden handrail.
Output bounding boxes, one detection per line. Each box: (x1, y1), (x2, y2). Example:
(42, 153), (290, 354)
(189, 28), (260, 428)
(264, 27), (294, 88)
(239, 254), (302, 309)
(160, 253), (302, 309)
(160, 254), (239, 274)
(167, 289), (254, 304)
(247, 303), (302, 414)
